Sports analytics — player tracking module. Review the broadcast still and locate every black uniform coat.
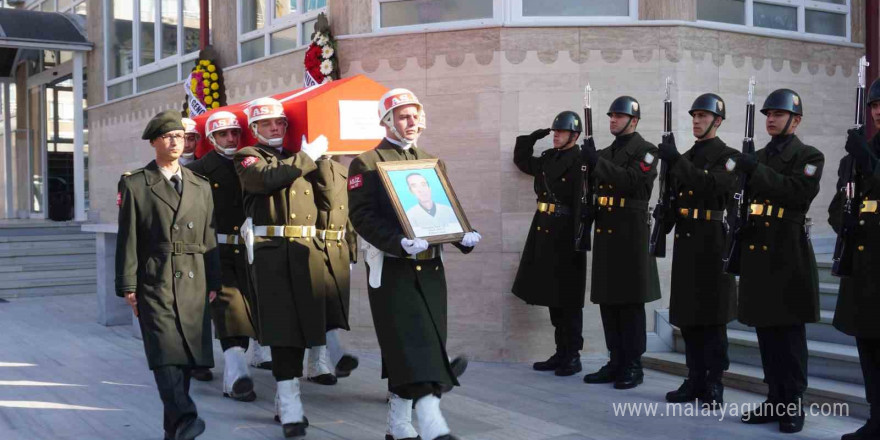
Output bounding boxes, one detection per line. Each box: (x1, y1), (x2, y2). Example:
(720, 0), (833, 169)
(738, 135), (823, 327)
(187, 150), (256, 339)
(348, 139), (472, 389)
(511, 134), (587, 308)
(310, 159), (358, 331)
(665, 137), (738, 326)
(115, 161), (221, 369)
(590, 132), (662, 305)
(234, 144), (327, 348)
(829, 135), (880, 338)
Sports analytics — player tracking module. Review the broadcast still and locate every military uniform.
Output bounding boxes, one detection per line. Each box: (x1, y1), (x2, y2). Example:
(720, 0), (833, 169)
(511, 128), (587, 374)
(348, 139), (472, 398)
(234, 144), (326, 378)
(664, 136), (738, 401)
(187, 151), (256, 345)
(586, 131), (661, 387)
(116, 159), (220, 437)
(829, 134), (880, 437)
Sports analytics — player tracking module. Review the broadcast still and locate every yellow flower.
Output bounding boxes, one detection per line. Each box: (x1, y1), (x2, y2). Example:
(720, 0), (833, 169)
(210, 73), (218, 81)
(203, 87), (210, 95)
(212, 92), (219, 99)
(211, 101), (220, 109)
(207, 64), (216, 72)
(200, 60), (209, 66)
(205, 96), (213, 105)
(211, 83), (219, 91)
(202, 79), (210, 87)
(190, 84), (196, 92)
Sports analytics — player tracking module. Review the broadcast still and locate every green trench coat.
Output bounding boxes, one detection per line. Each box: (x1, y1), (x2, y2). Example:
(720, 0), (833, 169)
(115, 161), (221, 369)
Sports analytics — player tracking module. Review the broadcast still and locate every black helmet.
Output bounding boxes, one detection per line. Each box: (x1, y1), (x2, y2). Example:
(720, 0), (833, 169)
(551, 111), (583, 133)
(607, 96), (640, 118)
(868, 78), (880, 105)
(689, 93), (726, 119)
(761, 89), (803, 116)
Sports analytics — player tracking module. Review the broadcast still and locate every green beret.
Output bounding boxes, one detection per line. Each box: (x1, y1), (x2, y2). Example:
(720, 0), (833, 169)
(142, 110), (184, 140)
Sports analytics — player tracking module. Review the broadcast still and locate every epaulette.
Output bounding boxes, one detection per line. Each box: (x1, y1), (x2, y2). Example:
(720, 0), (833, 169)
(121, 168), (145, 178)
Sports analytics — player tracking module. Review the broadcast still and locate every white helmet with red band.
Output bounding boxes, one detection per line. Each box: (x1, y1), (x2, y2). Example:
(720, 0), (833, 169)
(378, 88), (423, 143)
(205, 111), (242, 157)
(182, 117), (199, 136)
(246, 97), (287, 147)
(417, 108), (426, 132)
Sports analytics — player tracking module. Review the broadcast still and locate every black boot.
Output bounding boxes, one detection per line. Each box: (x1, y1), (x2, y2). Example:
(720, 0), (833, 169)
(613, 361), (644, 390)
(335, 354), (359, 378)
(778, 395), (805, 434)
(842, 417), (880, 440)
(702, 381), (724, 409)
(741, 400), (781, 424)
(554, 353), (582, 377)
(190, 368), (212, 382)
(583, 361), (619, 384)
(533, 351), (565, 372)
(665, 377), (704, 403)
(282, 416), (309, 438)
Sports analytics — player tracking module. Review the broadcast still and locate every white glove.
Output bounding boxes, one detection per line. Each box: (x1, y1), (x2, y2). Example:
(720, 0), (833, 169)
(301, 134), (328, 161)
(240, 217), (254, 264)
(460, 231), (481, 248)
(349, 263), (354, 272)
(401, 237), (429, 255)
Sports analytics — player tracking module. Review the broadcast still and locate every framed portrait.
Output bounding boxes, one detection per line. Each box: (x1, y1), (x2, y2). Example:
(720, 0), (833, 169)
(376, 159), (473, 244)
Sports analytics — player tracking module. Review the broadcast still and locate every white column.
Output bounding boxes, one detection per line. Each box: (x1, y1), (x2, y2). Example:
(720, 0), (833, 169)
(3, 82), (13, 219)
(73, 51), (85, 221)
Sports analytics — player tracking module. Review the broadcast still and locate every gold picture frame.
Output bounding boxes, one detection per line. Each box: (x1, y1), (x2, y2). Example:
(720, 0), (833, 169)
(376, 159), (472, 245)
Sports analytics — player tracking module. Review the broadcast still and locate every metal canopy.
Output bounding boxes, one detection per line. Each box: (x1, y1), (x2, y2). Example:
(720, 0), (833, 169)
(0, 8), (91, 77)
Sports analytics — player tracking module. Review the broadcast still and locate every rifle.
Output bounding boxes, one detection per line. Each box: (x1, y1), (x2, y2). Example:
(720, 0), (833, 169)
(831, 55), (869, 277)
(649, 77), (675, 257)
(574, 83), (594, 252)
(722, 76), (757, 275)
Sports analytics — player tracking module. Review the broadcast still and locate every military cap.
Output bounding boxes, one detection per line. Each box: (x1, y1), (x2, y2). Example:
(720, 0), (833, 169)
(551, 111), (583, 133)
(868, 78), (880, 105)
(761, 89), (803, 116)
(142, 110), (184, 140)
(607, 96), (640, 118)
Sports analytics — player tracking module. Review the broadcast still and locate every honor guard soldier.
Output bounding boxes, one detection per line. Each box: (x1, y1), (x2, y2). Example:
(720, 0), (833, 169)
(307, 155), (360, 384)
(115, 110), (221, 440)
(179, 117), (199, 167)
(348, 88), (481, 440)
(581, 96), (661, 390)
(830, 78), (880, 440)
(656, 94), (738, 407)
(186, 111), (258, 401)
(512, 111), (588, 377)
(234, 97), (329, 438)
(734, 89), (823, 433)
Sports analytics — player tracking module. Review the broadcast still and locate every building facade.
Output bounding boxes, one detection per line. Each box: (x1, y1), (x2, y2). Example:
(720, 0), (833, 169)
(0, 0), (866, 361)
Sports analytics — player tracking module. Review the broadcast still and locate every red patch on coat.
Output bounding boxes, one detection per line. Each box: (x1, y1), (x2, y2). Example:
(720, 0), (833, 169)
(348, 174), (363, 190)
(639, 161), (652, 172)
(240, 156), (259, 168)
(116, 192), (122, 207)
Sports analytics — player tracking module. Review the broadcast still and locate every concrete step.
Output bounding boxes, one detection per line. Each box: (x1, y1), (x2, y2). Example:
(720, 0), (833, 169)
(0, 239), (95, 252)
(0, 268), (97, 282)
(0, 243), (95, 258)
(0, 261), (95, 273)
(0, 224), (86, 236)
(727, 311), (856, 347)
(0, 253), (98, 267)
(674, 328), (863, 385)
(0, 282), (95, 299)
(821, 282), (841, 310)
(643, 351), (868, 418)
(0, 275), (96, 290)
(0, 233), (94, 243)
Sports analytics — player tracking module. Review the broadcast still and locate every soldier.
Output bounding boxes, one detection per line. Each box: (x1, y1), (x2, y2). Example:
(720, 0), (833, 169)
(830, 78), (880, 440)
(734, 89), (823, 434)
(656, 94), (738, 407)
(115, 110), (220, 440)
(179, 117), (199, 167)
(512, 111), (588, 377)
(186, 111), (257, 401)
(234, 97), (328, 438)
(581, 96), (661, 390)
(348, 88), (481, 440)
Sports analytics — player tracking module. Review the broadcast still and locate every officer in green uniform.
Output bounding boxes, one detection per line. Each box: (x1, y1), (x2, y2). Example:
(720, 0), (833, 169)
(656, 93), (738, 407)
(734, 89), (823, 434)
(233, 97), (328, 438)
(512, 111), (588, 377)
(829, 78), (880, 440)
(307, 156), (360, 385)
(186, 111), (257, 402)
(115, 109), (220, 440)
(348, 88), (480, 440)
(581, 96), (661, 390)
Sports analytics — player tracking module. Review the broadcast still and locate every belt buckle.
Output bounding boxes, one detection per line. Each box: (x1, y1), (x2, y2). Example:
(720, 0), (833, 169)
(749, 204), (764, 216)
(173, 241), (184, 255)
(862, 200), (878, 213)
(679, 208), (689, 217)
(692, 209), (700, 219)
(598, 196), (608, 206)
(537, 202), (548, 213)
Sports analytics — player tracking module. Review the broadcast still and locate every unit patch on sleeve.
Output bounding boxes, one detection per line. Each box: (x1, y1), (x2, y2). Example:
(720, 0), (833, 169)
(240, 156), (259, 168)
(348, 174), (364, 190)
(804, 164), (818, 177)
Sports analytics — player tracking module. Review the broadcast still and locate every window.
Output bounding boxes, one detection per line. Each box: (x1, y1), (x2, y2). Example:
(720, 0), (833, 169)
(521, 0), (629, 17)
(378, 0), (494, 28)
(237, 0), (328, 64)
(104, 0), (202, 101)
(697, 0), (850, 39)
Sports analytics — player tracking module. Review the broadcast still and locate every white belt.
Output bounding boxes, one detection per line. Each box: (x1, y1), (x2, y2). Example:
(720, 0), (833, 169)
(253, 225), (317, 238)
(317, 229), (347, 241)
(217, 233), (241, 245)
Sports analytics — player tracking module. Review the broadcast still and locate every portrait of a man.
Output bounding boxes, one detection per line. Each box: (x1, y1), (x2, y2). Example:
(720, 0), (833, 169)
(399, 171), (463, 237)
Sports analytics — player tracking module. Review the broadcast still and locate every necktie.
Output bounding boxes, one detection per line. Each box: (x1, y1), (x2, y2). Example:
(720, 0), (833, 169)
(170, 175), (182, 195)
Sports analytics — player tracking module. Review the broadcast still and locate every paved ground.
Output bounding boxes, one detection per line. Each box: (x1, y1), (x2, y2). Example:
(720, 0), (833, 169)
(0, 294), (865, 440)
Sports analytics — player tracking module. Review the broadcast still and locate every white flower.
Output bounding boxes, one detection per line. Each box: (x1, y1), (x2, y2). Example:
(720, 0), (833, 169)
(316, 35), (328, 46)
(312, 32), (323, 43)
(321, 76), (331, 84)
(321, 45), (334, 59)
(320, 59), (334, 75)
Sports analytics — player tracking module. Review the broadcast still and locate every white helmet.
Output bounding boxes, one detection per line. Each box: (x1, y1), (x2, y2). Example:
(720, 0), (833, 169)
(182, 117), (199, 136)
(205, 111), (242, 157)
(246, 97), (287, 147)
(378, 88), (422, 143)
(417, 108), (426, 133)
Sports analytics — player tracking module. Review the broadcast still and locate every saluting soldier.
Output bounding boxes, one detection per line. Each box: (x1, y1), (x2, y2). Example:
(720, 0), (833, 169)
(186, 111), (257, 402)
(306, 156), (360, 385)
(234, 97), (328, 438)
(829, 78), (880, 440)
(115, 110), (220, 440)
(656, 94), (738, 407)
(512, 111), (588, 377)
(348, 88), (481, 440)
(734, 89), (823, 434)
(581, 96), (661, 390)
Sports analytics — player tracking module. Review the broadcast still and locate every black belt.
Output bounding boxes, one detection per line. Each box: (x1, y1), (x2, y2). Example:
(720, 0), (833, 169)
(677, 208), (724, 222)
(748, 203), (806, 224)
(537, 202), (571, 216)
(595, 196), (649, 211)
(154, 242), (206, 255)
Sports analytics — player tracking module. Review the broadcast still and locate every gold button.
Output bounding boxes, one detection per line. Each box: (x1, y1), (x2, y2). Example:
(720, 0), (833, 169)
(765, 222), (770, 227)
(749, 245), (755, 250)
(685, 233), (690, 237)
(435, 266), (439, 271)
(545, 229), (550, 233)
(234, 226), (239, 231)
(213, 183), (219, 188)
(599, 185), (604, 189)
(858, 245), (865, 251)
(537, 226), (541, 231)
(679, 192), (683, 197)
(543, 192), (547, 196)
(608, 229), (613, 234)
(307, 214), (312, 220)
(234, 249), (240, 254)
(675, 234), (680, 238)
(340, 205), (345, 210)
(289, 237), (295, 242)
(290, 213), (296, 219)
(337, 242), (342, 248)
(291, 190), (296, 196)
(609, 185), (613, 189)
(859, 220), (865, 226)
(561, 178), (566, 182)
(607, 207), (612, 212)
(330, 224), (335, 229)
(765, 200), (770, 204)
(762, 245), (768, 251)
(596, 229), (602, 233)
(305, 190), (311, 195)
(416, 265), (422, 271)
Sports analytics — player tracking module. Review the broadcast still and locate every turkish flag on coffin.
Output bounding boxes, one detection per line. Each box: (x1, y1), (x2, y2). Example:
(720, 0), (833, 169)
(192, 74), (389, 158)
